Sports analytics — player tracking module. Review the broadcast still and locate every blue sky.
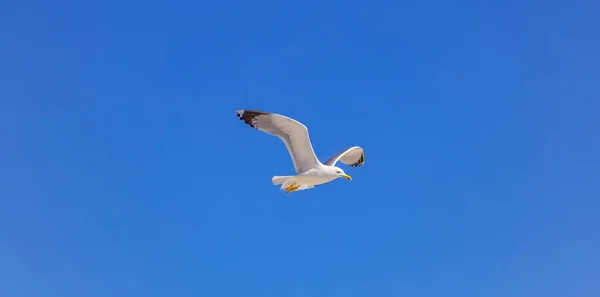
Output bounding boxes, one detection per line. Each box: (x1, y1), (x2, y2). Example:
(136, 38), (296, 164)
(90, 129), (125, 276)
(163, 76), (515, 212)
(1, 0), (599, 296)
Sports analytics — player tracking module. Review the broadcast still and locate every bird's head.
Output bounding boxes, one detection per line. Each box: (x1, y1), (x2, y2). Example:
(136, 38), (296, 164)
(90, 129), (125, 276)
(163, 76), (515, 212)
(333, 166), (352, 180)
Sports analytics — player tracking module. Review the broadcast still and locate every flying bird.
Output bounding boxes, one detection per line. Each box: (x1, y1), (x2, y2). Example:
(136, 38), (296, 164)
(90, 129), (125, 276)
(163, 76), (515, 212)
(235, 109), (365, 193)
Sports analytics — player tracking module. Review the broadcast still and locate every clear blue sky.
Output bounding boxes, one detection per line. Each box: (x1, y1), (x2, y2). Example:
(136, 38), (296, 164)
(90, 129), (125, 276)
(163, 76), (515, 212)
(1, 0), (599, 296)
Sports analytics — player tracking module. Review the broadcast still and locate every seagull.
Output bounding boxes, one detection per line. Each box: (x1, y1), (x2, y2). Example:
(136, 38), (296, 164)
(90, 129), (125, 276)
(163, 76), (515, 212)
(235, 109), (365, 193)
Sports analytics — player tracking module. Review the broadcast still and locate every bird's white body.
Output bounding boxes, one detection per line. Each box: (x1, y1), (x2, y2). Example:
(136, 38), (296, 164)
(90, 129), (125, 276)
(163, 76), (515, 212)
(272, 164), (340, 191)
(236, 109), (365, 193)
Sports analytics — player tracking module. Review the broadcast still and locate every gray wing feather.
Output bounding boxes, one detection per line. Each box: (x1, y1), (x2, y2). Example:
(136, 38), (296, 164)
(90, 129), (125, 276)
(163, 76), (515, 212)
(236, 110), (321, 173)
(323, 146), (365, 167)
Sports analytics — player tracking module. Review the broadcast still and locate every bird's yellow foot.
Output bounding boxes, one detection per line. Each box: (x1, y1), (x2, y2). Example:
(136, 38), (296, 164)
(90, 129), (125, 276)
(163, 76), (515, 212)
(284, 184), (294, 192)
(284, 184), (301, 193)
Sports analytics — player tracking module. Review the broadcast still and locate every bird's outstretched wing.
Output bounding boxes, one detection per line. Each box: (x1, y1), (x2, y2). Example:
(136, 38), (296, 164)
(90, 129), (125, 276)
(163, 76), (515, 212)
(323, 146), (365, 167)
(236, 110), (320, 173)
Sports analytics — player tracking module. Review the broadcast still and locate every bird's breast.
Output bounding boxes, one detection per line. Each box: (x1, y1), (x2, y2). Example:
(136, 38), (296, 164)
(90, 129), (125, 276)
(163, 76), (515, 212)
(296, 170), (336, 185)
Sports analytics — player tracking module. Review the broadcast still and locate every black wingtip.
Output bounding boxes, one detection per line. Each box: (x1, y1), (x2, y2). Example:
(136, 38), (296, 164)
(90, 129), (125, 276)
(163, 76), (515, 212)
(236, 109), (271, 129)
(349, 153), (365, 167)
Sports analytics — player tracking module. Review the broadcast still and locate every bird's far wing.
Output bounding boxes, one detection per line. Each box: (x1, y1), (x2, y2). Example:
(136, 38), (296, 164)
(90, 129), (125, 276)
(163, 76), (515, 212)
(236, 110), (320, 173)
(323, 146), (365, 167)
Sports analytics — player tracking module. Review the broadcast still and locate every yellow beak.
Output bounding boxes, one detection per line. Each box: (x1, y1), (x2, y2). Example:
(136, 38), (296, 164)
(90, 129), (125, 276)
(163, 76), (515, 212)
(341, 173), (352, 180)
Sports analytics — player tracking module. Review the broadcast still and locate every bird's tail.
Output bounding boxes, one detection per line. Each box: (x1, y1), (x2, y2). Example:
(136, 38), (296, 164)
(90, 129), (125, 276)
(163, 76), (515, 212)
(272, 175), (292, 185)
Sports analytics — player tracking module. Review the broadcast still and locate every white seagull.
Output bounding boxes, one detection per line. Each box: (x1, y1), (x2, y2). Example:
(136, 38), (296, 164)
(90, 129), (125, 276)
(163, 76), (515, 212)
(236, 109), (365, 193)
